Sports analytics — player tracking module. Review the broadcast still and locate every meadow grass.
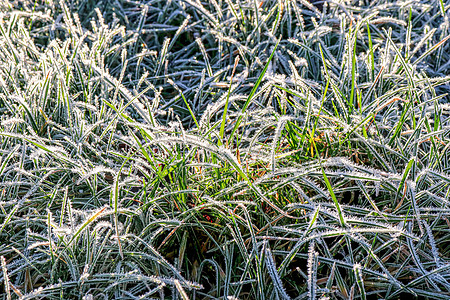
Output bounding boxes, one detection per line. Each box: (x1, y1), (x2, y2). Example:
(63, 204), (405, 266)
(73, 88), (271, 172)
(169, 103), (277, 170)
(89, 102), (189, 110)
(0, 0), (450, 299)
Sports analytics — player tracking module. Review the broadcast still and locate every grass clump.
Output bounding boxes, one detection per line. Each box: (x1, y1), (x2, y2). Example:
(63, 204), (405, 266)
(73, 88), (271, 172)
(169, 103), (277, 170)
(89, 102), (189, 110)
(1, 0), (450, 299)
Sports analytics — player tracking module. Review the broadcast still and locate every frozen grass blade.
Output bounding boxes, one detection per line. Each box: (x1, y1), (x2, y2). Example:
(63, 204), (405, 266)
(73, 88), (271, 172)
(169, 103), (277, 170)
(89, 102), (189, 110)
(1, 256), (11, 300)
(219, 56), (240, 144)
(229, 38), (280, 143)
(265, 243), (291, 300)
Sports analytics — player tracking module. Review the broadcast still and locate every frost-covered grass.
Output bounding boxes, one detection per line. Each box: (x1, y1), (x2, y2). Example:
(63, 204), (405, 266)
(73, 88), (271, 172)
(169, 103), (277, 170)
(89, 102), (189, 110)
(1, 0), (450, 299)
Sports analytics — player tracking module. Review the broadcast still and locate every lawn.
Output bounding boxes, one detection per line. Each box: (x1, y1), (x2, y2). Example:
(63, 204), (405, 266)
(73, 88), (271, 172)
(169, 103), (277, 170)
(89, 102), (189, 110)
(0, 0), (450, 299)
